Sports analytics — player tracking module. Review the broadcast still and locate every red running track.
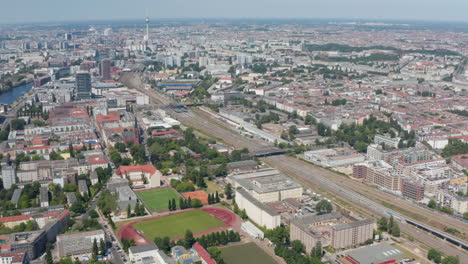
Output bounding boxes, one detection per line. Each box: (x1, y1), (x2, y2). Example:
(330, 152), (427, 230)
(117, 207), (238, 245)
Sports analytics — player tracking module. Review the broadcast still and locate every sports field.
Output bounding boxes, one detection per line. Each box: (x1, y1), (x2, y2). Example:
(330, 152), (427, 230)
(133, 209), (225, 239)
(136, 188), (181, 211)
(220, 243), (276, 264)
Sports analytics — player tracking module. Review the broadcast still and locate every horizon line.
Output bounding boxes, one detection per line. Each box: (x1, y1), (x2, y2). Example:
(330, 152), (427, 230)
(2, 17), (468, 27)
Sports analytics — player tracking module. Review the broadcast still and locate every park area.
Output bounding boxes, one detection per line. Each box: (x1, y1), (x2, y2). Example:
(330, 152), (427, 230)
(133, 209), (226, 240)
(135, 187), (181, 211)
(220, 242), (276, 264)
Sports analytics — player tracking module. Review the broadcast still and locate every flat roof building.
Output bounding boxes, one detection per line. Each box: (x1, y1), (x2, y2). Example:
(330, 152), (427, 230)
(345, 243), (404, 264)
(56, 229), (105, 258)
(229, 168), (303, 203)
(235, 188), (281, 229)
(290, 212), (373, 252)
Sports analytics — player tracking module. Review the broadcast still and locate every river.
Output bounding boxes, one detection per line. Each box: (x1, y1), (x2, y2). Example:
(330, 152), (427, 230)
(0, 82), (34, 105)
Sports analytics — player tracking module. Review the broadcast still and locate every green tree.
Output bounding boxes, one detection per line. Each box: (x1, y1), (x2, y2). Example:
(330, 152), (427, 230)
(311, 245), (322, 258)
(427, 248), (442, 263)
(70, 201), (85, 214)
(127, 203), (132, 217)
(291, 240), (305, 254)
(377, 217), (388, 231)
(428, 199), (437, 209)
(191, 199), (203, 208)
(88, 209), (99, 218)
(391, 221), (400, 237)
(315, 199), (333, 214)
(224, 183), (233, 199)
(46, 242), (53, 264)
(92, 238), (98, 261)
(442, 256), (460, 264)
(184, 230), (196, 248)
(100, 238), (106, 256)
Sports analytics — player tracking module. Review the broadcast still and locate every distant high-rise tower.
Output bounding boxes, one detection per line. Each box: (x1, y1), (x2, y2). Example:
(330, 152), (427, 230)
(145, 16), (150, 43)
(100, 59), (112, 81)
(75, 71), (91, 100)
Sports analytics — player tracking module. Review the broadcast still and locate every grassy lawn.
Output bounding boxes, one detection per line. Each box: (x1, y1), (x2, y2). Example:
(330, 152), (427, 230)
(221, 243), (276, 264)
(205, 179), (223, 194)
(133, 210), (225, 239)
(136, 188), (182, 211)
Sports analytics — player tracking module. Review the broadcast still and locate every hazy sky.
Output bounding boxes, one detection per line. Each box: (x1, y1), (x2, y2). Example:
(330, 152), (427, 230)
(1, 0), (468, 24)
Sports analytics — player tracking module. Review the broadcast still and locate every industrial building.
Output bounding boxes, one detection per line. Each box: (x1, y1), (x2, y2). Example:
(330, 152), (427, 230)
(228, 168), (303, 203)
(304, 148), (365, 168)
(290, 212), (373, 252)
(344, 243), (404, 264)
(235, 188), (281, 229)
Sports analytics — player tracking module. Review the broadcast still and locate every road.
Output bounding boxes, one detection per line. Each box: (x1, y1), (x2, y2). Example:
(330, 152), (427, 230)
(121, 72), (467, 259)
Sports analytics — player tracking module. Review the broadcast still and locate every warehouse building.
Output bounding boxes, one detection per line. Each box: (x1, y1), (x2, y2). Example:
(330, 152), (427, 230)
(235, 188), (281, 229)
(229, 168), (303, 203)
(345, 243), (404, 264)
(304, 148), (365, 168)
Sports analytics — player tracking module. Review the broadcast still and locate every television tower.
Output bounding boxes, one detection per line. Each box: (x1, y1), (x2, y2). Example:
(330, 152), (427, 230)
(145, 16), (149, 43)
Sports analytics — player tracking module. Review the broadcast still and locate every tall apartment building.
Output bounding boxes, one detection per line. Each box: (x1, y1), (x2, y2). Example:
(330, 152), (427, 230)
(100, 59), (111, 80)
(353, 161), (401, 191)
(2, 166), (17, 189)
(75, 72), (91, 100)
(401, 179), (425, 201)
(366, 167), (401, 191)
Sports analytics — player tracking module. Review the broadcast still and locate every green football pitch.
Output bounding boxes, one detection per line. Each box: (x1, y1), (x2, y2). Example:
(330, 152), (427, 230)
(133, 209), (226, 239)
(136, 188), (182, 212)
(220, 242), (276, 264)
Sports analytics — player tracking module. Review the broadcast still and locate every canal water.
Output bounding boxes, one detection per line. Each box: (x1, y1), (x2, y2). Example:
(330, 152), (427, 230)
(0, 82), (34, 105)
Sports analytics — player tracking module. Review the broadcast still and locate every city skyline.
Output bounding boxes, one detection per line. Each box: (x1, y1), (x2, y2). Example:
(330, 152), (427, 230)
(1, 0), (468, 24)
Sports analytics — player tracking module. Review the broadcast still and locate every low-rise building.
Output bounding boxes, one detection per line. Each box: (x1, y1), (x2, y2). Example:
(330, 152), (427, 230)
(129, 243), (172, 264)
(116, 164), (161, 188)
(304, 148), (365, 168)
(0, 251), (29, 264)
(345, 243), (404, 264)
(374, 135), (401, 148)
(192, 242), (216, 264)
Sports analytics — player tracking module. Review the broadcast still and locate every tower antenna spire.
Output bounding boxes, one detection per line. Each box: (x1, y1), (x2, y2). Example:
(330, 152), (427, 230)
(145, 9), (149, 43)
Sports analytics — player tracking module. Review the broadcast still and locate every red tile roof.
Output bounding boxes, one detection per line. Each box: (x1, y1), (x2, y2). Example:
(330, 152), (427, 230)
(116, 164), (157, 176)
(0, 214), (31, 223)
(193, 242), (216, 264)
